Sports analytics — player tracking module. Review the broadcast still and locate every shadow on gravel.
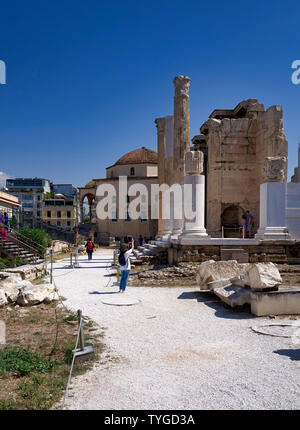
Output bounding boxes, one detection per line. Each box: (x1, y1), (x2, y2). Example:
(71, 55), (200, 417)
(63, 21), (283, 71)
(77, 259), (112, 262)
(177, 291), (254, 320)
(89, 291), (119, 295)
(273, 349), (300, 361)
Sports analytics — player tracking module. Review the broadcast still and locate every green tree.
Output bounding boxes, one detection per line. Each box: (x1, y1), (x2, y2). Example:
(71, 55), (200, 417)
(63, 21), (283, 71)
(18, 226), (52, 253)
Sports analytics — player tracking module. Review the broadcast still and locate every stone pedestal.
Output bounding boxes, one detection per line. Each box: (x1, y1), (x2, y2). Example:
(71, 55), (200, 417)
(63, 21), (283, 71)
(179, 151), (209, 244)
(170, 184), (184, 240)
(179, 175), (208, 244)
(255, 182), (290, 240)
(161, 218), (173, 242)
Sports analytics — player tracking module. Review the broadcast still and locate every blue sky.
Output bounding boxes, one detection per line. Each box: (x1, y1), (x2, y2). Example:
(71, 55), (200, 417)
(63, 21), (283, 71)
(0, 0), (299, 187)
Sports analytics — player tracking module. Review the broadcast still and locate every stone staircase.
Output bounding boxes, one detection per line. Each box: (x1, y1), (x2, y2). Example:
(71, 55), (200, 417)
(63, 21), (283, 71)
(130, 241), (169, 265)
(0, 232), (45, 264)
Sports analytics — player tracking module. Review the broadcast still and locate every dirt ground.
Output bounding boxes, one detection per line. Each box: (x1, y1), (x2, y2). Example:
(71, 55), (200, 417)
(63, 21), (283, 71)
(129, 262), (300, 288)
(0, 302), (104, 409)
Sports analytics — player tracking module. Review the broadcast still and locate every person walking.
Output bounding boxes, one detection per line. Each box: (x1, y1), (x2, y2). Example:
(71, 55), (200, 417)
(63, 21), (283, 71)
(118, 239), (134, 293)
(85, 238), (94, 260)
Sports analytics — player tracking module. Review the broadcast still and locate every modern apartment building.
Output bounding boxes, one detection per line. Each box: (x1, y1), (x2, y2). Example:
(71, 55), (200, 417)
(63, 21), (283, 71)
(42, 184), (78, 230)
(6, 178), (51, 220)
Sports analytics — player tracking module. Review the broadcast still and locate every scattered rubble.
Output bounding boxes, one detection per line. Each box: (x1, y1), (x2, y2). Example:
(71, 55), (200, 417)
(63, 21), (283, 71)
(0, 267), (59, 307)
(248, 262), (282, 291)
(197, 260), (300, 316)
(3, 263), (46, 281)
(197, 260), (251, 290)
(130, 263), (199, 286)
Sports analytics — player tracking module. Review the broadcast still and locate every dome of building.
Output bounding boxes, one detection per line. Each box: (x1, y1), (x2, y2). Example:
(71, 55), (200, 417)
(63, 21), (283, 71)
(114, 147), (157, 166)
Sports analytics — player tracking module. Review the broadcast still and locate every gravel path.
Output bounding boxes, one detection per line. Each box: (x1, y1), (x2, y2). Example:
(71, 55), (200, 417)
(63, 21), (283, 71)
(53, 249), (300, 410)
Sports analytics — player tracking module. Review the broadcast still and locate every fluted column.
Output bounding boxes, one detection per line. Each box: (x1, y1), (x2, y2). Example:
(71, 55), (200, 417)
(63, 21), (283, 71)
(172, 76), (191, 237)
(155, 117), (166, 238)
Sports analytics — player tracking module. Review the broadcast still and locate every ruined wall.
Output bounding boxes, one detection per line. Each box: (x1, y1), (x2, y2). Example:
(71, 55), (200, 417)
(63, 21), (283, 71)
(197, 100), (288, 237)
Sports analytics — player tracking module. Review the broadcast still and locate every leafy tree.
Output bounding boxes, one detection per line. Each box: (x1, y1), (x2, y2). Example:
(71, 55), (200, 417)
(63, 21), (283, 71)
(18, 226), (52, 251)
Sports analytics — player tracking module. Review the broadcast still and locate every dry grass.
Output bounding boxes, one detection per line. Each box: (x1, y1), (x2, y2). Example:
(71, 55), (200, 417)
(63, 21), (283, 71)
(0, 302), (105, 410)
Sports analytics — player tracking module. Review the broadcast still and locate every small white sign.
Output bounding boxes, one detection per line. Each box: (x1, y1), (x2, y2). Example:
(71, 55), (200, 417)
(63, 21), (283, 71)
(0, 321), (6, 344)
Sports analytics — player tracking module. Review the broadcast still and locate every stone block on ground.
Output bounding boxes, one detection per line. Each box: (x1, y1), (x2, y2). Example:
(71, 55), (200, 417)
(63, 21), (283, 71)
(17, 283), (55, 306)
(43, 291), (60, 304)
(0, 271), (22, 285)
(0, 272), (23, 303)
(197, 260), (251, 290)
(213, 285), (251, 308)
(4, 263), (46, 281)
(206, 278), (233, 291)
(250, 286), (300, 316)
(230, 274), (250, 287)
(248, 262), (282, 291)
(0, 289), (8, 307)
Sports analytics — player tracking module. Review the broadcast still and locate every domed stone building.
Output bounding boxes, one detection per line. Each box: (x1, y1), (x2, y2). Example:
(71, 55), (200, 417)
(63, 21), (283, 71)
(78, 147), (158, 244)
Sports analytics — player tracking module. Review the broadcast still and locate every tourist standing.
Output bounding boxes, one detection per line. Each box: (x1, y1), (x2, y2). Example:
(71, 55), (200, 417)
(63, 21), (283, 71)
(86, 238), (94, 260)
(118, 239), (134, 293)
(240, 215), (247, 239)
(246, 210), (254, 238)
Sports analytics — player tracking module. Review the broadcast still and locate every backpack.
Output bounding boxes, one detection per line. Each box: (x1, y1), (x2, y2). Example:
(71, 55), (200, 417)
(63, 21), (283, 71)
(118, 252), (126, 266)
(87, 242), (93, 251)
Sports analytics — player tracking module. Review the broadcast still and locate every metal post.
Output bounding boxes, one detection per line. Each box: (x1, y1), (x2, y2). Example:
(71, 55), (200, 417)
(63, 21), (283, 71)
(72, 309), (94, 361)
(77, 309), (84, 350)
(50, 249), (53, 284)
(222, 226), (224, 238)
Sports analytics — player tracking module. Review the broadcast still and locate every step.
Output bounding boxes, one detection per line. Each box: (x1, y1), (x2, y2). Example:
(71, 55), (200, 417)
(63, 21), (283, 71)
(141, 248), (155, 256)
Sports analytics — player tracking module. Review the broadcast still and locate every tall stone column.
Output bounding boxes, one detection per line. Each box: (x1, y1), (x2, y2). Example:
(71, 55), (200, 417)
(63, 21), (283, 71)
(155, 116), (174, 242)
(155, 117), (166, 238)
(179, 151), (209, 244)
(172, 76), (191, 237)
(255, 156), (290, 240)
(80, 202), (84, 223)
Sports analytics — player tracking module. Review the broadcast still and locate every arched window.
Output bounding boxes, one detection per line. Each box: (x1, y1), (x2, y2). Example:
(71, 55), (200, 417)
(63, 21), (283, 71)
(130, 167), (135, 176)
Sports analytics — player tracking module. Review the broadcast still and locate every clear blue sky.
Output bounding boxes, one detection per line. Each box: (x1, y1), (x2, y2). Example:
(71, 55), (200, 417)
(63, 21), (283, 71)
(0, 0), (299, 187)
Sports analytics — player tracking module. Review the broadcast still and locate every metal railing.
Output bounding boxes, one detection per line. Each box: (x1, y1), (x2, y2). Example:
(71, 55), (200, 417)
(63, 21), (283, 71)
(0, 223), (47, 263)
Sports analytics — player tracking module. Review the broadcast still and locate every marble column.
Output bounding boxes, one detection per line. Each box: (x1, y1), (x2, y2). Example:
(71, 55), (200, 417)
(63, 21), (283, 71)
(255, 156), (290, 240)
(179, 151), (209, 244)
(171, 75), (191, 238)
(155, 117), (166, 238)
(156, 115), (174, 242)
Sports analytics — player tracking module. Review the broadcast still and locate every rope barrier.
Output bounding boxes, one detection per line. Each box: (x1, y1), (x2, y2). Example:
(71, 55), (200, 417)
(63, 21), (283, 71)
(61, 314), (82, 410)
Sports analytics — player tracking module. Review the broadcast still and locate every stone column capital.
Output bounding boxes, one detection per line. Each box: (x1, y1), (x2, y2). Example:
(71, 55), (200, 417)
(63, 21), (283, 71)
(155, 117), (166, 134)
(262, 156), (287, 183)
(173, 75), (190, 97)
(185, 151), (204, 175)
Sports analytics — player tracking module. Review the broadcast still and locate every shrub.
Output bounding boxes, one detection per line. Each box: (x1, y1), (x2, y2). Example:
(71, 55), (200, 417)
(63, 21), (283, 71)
(18, 226), (52, 252)
(0, 256), (29, 269)
(0, 347), (54, 377)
